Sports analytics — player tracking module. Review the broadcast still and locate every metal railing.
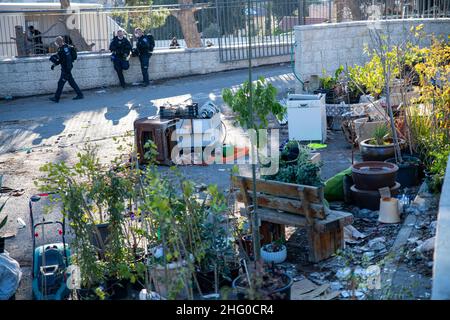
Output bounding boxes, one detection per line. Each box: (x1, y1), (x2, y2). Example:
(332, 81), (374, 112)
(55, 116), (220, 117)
(0, 1), (449, 60)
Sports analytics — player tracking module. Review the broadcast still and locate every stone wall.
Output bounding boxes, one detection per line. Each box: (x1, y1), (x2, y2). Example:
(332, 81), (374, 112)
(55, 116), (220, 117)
(294, 18), (450, 89)
(0, 46), (290, 98)
(432, 154), (450, 299)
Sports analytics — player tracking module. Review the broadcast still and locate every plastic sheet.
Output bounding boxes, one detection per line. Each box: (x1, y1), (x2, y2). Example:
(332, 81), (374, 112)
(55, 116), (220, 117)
(0, 251), (22, 300)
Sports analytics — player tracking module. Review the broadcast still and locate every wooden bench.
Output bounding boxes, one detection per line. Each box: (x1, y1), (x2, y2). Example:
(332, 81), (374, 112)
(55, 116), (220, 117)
(234, 176), (353, 263)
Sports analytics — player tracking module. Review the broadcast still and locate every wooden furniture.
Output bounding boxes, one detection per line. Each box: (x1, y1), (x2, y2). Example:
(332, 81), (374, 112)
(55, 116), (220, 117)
(134, 117), (177, 165)
(234, 176), (353, 263)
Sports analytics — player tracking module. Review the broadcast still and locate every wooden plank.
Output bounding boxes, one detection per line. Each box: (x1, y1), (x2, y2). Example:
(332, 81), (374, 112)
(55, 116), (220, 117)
(253, 207), (352, 233)
(233, 176), (323, 203)
(312, 291), (341, 300)
(297, 284), (330, 300)
(290, 279), (318, 299)
(236, 193), (326, 219)
(299, 186), (314, 224)
(320, 229), (332, 261)
(237, 177), (251, 209)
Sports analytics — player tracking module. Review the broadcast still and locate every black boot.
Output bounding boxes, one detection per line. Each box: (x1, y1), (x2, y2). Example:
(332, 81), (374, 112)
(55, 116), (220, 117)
(73, 95), (84, 100)
(49, 97), (59, 103)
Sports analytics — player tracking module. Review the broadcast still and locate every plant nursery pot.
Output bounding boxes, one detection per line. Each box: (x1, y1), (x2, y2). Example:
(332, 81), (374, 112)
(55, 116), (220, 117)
(351, 182), (401, 210)
(107, 278), (129, 300)
(196, 263), (241, 294)
(232, 273), (293, 300)
(0, 237), (5, 254)
(378, 197), (401, 224)
(260, 244), (287, 264)
(151, 260), (189, 299)
(385, 156), (421, 187)
(76, 288), (101, 300)
(359, 138), (406, 161)
(352, 161), (399, 191)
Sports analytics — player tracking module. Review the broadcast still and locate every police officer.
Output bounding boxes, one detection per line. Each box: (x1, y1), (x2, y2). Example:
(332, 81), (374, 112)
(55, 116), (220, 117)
(134, 28), (154, 87)
(49, 36), (83, 103)
(109, 29), (132, 88)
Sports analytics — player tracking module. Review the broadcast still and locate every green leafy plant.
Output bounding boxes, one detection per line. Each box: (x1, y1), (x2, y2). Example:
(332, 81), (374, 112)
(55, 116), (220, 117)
(320, 65), (344, 90)
(222, 76), (286, 134)
(264, 142), (322, 187)
(371, 124), (390, 145)
(408, 36), (450, 192)
(35, 143), (145, 295)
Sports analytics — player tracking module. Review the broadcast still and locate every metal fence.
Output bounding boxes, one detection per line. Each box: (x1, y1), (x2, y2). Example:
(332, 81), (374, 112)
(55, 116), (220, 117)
(0, 0), (449, 60)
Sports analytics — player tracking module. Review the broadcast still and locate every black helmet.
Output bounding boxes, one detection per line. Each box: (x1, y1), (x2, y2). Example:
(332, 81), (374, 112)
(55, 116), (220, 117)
(49, 54), (59, 64)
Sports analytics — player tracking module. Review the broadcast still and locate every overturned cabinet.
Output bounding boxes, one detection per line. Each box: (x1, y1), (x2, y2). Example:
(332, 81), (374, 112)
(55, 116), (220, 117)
(134, 117), (177, 165)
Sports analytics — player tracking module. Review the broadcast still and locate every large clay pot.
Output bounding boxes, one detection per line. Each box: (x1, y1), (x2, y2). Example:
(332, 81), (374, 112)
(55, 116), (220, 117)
(351, 182), (401, 210)
(353, 118), (388, 145)
(352, 161), (399, 191)
(359, 138), (406, 161)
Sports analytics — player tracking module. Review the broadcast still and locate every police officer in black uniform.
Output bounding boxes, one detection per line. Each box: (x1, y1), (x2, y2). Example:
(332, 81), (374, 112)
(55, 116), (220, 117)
(49, 36), (83, 103)
(109, 29), (132, 88)
(133, 28), (154, 87)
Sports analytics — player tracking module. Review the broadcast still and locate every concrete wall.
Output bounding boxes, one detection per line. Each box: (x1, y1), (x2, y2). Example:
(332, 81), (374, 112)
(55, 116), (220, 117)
(432, 154), (450, 300)
(294, 18), (450, 86)
(0, 46), (289, 98)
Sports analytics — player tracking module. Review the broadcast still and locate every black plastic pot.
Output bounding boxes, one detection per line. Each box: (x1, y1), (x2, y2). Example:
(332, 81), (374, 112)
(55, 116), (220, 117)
(232, 273), (293, 300)
(76, 288), (101, 300)
(343, 174), (354, 204)
(0, 237), (5, 254)
(314, 88), (334, 104)
(359, 138), (406, 161)
(352, 161), (399, 191)
(196, 263), (241, 294)
(107, 278), (129, 300)
(385, 156), (421, 187)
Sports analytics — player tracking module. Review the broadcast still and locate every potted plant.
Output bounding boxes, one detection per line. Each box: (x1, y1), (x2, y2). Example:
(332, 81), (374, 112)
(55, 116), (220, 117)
(36, 145), (145, 300)
(263, 143), (322, 187)
(194, 187), (241, 295)
(351, 161), (399, 191)
(314, 66), (345, 104)
(232, 263), (293, 300)
(359, 124), (406, 161)
(222, 77), (287, 260)
(260, 239), (287, 264)
(385, 155), (422, 187)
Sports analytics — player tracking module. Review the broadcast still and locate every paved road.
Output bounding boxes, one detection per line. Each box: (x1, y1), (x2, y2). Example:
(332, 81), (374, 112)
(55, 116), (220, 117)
(0, 64), (295, 154)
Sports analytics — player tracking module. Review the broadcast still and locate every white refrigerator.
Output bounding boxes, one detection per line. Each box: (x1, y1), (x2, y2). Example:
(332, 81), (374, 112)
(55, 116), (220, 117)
(286, 93), (327, 143)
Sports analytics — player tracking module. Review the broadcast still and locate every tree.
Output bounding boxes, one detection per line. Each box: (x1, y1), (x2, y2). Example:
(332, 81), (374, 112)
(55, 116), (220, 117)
(59, 0), (95, 51)
(115, 0), (169, 34)
(171, 0), (202, 48)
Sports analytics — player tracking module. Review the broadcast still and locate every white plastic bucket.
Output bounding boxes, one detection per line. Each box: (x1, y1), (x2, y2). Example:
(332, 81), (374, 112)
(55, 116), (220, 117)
(378, 197), (401, 223)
